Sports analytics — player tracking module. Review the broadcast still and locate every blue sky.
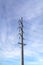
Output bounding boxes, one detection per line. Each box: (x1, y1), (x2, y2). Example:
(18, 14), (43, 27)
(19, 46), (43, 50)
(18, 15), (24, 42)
(0, 0), (43, 65)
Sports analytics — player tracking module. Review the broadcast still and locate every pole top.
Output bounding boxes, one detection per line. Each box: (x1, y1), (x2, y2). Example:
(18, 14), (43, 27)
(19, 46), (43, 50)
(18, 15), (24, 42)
(20, 17), (23, 22)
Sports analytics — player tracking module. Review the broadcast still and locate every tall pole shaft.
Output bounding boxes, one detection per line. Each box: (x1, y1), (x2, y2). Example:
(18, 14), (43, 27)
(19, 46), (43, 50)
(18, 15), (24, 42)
(18, 17), (24, 65)
(21, 19), (24, 65)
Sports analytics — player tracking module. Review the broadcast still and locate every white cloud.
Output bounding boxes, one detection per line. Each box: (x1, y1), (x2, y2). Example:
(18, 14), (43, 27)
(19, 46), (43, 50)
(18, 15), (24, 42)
(16, 0), (43, 20)
(0, 1), (43, 65)
(39, 58), (43, 62)
(0, 48), (20, 58)
(26, 61), (38, 65)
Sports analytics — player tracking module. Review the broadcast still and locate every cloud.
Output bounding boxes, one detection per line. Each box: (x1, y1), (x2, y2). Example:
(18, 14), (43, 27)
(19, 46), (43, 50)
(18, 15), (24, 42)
(0, 47), (20, 59)
(15, 0), (43, 20)
(0, 0), (43, 65)
(0, 0), (43, 20)
(26, 61), (38, 65)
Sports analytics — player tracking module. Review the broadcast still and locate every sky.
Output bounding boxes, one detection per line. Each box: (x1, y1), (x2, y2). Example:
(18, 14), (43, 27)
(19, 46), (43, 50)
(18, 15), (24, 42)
(0, 0), (43, 65)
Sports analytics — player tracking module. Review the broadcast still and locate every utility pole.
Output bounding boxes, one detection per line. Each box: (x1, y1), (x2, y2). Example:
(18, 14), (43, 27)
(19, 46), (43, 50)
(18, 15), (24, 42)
(18, 17), (26, 65)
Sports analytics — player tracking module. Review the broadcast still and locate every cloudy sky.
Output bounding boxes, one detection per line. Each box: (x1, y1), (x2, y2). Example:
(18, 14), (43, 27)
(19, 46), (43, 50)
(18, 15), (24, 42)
(0, 0), (43, 65)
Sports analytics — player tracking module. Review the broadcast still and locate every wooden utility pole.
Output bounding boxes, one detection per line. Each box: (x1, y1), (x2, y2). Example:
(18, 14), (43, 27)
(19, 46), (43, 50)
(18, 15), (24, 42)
(18, 17), (26, 65)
